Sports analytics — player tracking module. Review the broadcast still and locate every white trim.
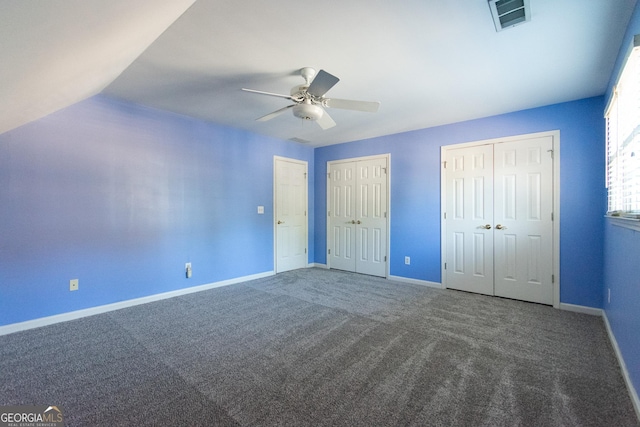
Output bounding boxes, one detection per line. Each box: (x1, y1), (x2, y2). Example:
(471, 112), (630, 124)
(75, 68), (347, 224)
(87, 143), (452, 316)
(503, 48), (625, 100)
(603, 311), (640, 421)
(559, 303), (603, 316)
(552, 131), (561, 309)
(327, 153), (391, 165)
(0, 270), (274, 337)
(274, 156), (309, 273)
(440, 130), (561, 308)
(326, 153), (391, 278)
(388, 275), (443, 289)
(308, 263), (328, 269)
(607, 216), (640, 232)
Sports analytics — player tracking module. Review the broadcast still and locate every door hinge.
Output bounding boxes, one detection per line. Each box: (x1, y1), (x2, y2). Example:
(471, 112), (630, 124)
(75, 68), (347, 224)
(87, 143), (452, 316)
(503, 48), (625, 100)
(384, 212), (387, 218)
(444, 212), (447, 220)
(547, 149), (554, 159)
(305, 248), (307, 254)
(327, 172), (331, 179)
(552, 274), (555, 283)
(305, 210), (307, 216)
(328, 249), (331, 255)
(384, 255), (387, 262)
(304, 172), (307, 179)
(443, 161), (447, 169)
(444, 262), (447, 270)
(551, 212), (554, 221)
(328, 211), (331, 217)
(382, 167), (387, 174)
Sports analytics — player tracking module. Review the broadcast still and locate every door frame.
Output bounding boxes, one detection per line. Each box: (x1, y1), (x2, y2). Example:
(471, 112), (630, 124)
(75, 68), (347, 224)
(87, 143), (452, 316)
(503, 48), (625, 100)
(440, 131), (561, 308)
(326, 153), (391, 278)
(274, 156), (309, 273)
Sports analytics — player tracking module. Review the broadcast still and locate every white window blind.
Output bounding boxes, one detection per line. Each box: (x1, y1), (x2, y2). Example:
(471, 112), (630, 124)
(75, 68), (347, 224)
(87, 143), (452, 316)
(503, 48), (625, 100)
(606, 39), (640, 215)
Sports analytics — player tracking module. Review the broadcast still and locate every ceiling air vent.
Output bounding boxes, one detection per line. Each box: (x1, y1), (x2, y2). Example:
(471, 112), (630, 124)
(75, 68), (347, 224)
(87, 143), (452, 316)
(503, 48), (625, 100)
(489, 0), (530, 32)
(289, 137), (311, 144)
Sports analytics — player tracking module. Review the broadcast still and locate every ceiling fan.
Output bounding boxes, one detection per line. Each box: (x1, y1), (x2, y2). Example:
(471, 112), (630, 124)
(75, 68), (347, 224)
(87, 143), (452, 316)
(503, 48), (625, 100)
(242, 67), (380, 130)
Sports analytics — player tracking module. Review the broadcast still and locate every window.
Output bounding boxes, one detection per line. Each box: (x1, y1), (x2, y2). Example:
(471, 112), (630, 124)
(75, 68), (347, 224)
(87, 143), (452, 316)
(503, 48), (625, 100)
(606, 36), (640, 216)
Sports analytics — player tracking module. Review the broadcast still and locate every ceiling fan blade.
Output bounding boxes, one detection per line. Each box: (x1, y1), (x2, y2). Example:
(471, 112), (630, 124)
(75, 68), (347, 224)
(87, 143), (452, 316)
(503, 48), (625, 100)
(242, 88), (293, 100)
(307, 70), (340, 97)
(324, 98), (380, 113)
(257, 105), (295, 121)
(316, 109), (336, 130)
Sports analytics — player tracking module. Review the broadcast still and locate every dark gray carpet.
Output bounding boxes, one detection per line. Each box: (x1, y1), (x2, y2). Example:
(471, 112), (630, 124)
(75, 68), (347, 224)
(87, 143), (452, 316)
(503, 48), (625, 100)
(0, 268), (637, 426)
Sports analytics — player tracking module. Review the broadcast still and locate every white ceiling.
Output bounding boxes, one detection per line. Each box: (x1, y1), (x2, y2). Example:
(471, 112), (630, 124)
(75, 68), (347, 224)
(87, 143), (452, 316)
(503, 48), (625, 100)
(2, 0), (637, 146)
(0, 0), (195, 136)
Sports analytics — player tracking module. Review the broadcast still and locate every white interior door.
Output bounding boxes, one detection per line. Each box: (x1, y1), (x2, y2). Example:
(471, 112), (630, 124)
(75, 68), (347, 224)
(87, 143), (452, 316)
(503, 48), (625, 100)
(328, 155), (388, 277)
(275, 157), (308, 273)
(356, 158), (388, 277)
(443, 135), (555, 305)
(493, 137), (554, 305)
(445, 144), (495, 295)
(328, 161), (357, 272)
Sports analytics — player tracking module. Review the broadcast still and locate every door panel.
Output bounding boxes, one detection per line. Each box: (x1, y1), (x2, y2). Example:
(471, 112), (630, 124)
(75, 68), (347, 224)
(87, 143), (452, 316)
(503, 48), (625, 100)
(356, 158), (387, 277)
(445, 145), (494, 295)
(329, 162), (357, 272)
(275, 158), (307, 273)
(493, 137), (553, 304)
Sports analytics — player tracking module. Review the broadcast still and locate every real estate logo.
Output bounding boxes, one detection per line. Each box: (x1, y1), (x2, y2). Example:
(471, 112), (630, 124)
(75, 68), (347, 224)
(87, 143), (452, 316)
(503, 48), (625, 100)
(0, 405), (64, 427)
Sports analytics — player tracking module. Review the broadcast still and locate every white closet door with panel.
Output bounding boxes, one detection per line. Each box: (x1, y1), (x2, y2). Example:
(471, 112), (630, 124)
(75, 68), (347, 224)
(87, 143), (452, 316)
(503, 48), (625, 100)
(328, 155), (388, 278)
(328, 161), (357, 272)
(493, 138), (554, 305)
(444, 144), (495, 296)
(444, 135), (555, 305)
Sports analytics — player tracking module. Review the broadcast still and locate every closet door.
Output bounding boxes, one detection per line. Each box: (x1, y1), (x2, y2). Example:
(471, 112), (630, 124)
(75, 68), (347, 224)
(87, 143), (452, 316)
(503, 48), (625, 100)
(328, 156), (388, 278)
(444, 144), (495, 295)
(443, 136), (555, 305)
(355, 158), (387, 277)
(493, 136), (554, 305)
(328, 161), (357, 272)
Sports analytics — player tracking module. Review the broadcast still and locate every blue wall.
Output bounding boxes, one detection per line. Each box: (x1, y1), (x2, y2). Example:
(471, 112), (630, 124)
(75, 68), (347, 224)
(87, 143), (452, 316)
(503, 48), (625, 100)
(315, 97), (606, 308)
(0, 93), (609, 324)
(0, 95), (313, 326)
(603, 0), (640, 407)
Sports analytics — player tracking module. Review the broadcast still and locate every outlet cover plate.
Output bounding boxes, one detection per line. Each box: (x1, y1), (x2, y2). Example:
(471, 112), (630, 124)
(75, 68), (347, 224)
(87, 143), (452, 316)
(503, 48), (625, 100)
(70, 279), (79, 291)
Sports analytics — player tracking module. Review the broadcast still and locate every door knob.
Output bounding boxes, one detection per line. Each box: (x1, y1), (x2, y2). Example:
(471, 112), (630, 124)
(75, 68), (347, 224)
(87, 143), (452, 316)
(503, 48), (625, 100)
(495, 224), (507, 230)
(480, 224), (492, 229)
(350, 220), (356, 224)
(277, 220), (284, 224)
(356, 220), (362, 224)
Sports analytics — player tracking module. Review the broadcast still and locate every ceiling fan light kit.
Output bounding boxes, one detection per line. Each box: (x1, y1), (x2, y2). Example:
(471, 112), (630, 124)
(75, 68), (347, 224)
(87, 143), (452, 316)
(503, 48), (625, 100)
(242, 67), (380, 130)
(293, 102), (323, 121)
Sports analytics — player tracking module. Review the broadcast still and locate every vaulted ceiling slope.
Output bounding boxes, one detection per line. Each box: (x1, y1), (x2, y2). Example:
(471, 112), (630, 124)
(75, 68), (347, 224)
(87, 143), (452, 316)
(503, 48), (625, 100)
(2, 1), (637, 146)
(0, 0), (196, 135)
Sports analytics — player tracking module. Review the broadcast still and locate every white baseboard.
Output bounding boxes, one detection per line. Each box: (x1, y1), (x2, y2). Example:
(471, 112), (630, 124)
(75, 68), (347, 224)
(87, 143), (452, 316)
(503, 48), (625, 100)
(308, 263), (328, 269)
(559, 303), (603, 316)
(602, 311), (640, 421)
(0, 270), (275, 337)
(388, 275), (443, 289)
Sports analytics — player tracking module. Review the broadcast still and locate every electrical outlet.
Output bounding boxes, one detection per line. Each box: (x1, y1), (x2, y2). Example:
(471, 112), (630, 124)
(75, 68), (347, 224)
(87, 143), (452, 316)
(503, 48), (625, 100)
(70, 279), (79, 291)
(185, 262), (192, 279)
(257, 206), (264, 214)
(405, 256), (410, 265)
